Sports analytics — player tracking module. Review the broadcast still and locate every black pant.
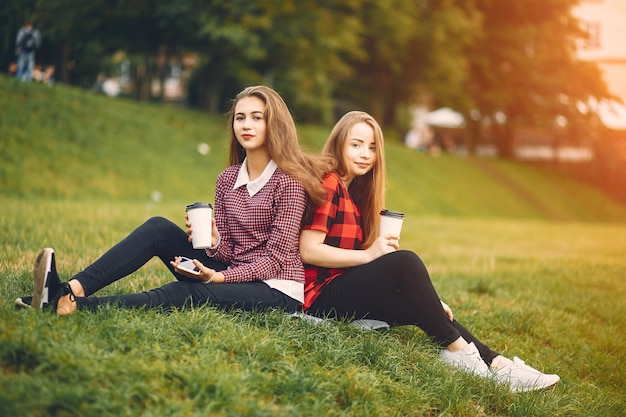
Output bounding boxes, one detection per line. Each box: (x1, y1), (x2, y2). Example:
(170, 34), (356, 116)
(72, 216), (300, 313)
(309, 250), (499, 365)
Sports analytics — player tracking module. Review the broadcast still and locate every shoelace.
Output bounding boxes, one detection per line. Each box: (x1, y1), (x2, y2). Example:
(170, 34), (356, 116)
(62, 283), (78, 307)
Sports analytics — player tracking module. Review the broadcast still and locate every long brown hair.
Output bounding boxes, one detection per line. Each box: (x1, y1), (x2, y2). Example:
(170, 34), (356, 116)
(322, 111), (386, 248)
(226, 86), (328, 205)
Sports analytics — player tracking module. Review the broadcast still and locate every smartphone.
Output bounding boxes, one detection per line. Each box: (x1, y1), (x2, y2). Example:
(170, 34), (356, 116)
(177, 257), (201, 275)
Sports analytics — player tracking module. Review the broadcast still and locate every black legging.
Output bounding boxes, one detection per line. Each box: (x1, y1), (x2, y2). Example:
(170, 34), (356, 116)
(308, 250), (500, 365)
(71, 216), (300, 313)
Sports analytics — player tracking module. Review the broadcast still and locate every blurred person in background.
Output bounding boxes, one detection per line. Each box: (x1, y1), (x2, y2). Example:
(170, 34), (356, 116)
(15, 20), (41, 82)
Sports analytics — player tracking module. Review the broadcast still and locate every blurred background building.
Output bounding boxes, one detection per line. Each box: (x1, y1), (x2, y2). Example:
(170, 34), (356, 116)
(573, 0), (626, 201)
(574, 0), (626, 128)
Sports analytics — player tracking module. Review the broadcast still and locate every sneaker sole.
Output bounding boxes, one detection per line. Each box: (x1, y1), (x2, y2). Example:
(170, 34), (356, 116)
(14, 297), (32, 309)
(31, 248), (53, 310)
(512, 375), (560, 393)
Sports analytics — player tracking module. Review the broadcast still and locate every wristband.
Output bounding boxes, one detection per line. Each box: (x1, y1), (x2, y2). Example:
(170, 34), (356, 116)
(207, 234), (221, 250)
(205, 235), (221, 257)
(204, 271), (216, 284)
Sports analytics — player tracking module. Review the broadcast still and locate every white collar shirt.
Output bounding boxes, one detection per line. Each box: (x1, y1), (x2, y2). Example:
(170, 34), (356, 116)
(233, 158), (278, 196)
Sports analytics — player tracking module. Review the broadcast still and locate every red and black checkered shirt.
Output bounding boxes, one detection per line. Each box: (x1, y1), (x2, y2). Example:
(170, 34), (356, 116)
(212, 164), (307, 284)
(302, 172), (363, 310)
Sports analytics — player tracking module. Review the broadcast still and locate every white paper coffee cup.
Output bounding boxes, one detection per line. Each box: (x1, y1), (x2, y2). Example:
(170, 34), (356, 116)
(379, 209), (405, 237)
(186, 202), (213, 249)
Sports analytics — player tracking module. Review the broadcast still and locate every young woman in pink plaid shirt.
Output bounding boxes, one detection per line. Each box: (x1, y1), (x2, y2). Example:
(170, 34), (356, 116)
(22, 86), (326, 316)
(300, 111), (560, 393)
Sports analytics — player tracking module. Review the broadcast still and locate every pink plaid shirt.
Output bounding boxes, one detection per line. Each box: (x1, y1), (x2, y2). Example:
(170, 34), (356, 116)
(211, 163), (307, 284)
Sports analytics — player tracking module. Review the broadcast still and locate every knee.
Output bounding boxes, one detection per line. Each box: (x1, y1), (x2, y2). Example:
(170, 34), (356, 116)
(390, 250), (429, 276)
(146, 216), (172, 227)
(144, 216), (179, 234)
(392, 250), (424, 266)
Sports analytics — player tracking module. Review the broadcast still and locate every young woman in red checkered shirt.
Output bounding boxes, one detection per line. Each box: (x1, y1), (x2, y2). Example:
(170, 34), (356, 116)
(299, 111), (560, 393)
(21, 86), (327, 317)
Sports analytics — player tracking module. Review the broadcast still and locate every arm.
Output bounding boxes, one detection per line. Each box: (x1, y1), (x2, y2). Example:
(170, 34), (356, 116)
(299, 229), (398, 268)
(170, 172), (226, 282)
(171, 171), (230, 283)
(300, 172), (397, 268)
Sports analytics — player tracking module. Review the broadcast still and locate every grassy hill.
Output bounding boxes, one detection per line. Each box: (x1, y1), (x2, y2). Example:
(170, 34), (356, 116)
(2, 75), (626, 222)
(1, 75), (626, 416)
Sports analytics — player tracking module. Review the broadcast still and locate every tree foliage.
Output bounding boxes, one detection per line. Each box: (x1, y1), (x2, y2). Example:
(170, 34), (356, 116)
(0, 0), (611, 147)
(463, 0), (612, 156)
(337, 0), (480, 128)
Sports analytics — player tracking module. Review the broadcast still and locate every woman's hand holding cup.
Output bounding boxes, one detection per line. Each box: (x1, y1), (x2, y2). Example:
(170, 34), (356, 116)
(379, 209), (405, 239)
(186, 202), (213, 249)
(382, 233), (400, 249)
(365, 234), (399, 262)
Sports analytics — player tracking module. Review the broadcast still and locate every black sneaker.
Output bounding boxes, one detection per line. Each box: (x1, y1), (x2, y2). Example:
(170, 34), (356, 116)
(31, 248), (62, 310)
(14, 296), (32, 309)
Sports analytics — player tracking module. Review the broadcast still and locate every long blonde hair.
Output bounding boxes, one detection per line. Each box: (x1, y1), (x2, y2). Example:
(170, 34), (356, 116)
(227, 86), (328, 205)
(322, 111), (386, 248)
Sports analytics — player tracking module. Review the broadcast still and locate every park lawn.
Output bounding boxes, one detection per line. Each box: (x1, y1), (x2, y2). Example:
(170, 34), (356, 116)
(1, 200), (624, 416)
(1, 75), (626, 416)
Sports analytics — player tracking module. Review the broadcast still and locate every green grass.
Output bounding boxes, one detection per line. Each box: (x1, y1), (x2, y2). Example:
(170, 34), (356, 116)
(1, 75), (626, 416)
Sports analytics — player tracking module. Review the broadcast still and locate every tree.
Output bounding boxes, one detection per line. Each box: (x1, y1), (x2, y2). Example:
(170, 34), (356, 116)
(96, 0), (202, 101)
(463, 0), (612, 157)
(260, 0), (364, 123)
(332, 0), (480, 131)
(32, 0), (112, 86)
(188, 0), (364, 122)
(185, 0), (275, 112)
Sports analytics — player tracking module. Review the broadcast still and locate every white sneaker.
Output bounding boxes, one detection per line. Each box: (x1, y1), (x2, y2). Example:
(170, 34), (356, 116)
(440, 342), (491, 377)
(493, 357), (560, 393)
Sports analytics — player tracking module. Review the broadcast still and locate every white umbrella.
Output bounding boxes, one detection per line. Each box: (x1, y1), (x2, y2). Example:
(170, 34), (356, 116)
(596, 101), (626, 130)
(425, 107), (465, 128)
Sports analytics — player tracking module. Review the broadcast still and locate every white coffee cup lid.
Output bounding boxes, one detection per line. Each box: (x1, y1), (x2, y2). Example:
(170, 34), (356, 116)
(380, 209), (405, 219)
(186, 202), (213, 211)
